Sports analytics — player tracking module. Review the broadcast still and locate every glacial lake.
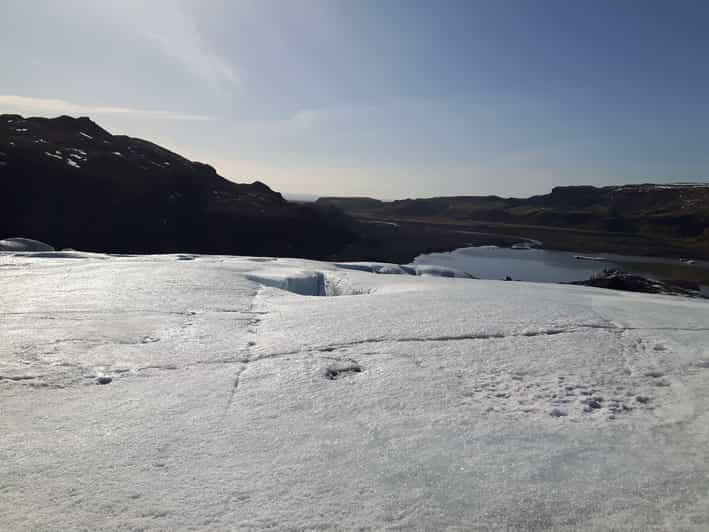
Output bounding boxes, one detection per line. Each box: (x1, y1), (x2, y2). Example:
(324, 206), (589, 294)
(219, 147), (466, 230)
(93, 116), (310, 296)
(414, 245), (709, 294)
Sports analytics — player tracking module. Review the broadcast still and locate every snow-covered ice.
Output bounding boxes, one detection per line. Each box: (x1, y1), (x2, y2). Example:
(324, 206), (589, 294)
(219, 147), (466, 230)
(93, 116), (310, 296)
(336, 261), (474, 278)
(2, 253), (709, 530)
(409, 263), (475, 278)
(335, 261), (411, 275)
(0, 237), (55, 252)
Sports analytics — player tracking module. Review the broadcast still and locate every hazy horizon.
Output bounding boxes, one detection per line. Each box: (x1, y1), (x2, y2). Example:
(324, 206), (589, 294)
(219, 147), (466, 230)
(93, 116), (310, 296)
(3, 0), (708, 197)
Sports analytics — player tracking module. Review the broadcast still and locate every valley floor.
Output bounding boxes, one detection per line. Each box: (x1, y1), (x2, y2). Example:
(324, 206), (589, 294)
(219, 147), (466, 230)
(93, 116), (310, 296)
(334, 215), (709, 265)
(2, 252), (709, 530)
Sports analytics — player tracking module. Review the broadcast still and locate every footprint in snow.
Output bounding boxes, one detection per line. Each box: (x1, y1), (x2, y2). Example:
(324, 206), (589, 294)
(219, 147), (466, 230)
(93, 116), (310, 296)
(644, 370), (664, 378)
(324, 360), (363, 380)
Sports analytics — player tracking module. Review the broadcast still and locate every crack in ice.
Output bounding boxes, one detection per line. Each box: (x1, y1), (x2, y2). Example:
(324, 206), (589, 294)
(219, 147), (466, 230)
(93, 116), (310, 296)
(244, 324), (709, 364)
(220, 366), (246, 420)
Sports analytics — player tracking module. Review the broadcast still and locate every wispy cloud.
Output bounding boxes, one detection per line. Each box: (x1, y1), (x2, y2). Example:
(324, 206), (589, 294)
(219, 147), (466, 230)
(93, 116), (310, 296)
(0, 95), (214, 121)
(241, 108), (330, 134)
(102, 0), (238, 88)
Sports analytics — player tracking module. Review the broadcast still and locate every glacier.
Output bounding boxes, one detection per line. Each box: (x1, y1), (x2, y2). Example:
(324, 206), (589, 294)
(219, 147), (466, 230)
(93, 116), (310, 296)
(1, 252), (709, 530)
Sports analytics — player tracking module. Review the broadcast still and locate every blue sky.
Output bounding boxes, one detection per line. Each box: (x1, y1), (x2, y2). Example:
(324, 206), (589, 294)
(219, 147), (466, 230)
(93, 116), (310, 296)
(2, 0), (708, 198)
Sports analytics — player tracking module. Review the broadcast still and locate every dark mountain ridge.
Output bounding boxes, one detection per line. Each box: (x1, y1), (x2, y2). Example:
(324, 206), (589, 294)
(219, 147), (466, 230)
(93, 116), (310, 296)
(1, 114), (354, 257)
(319, 183), (709, 259)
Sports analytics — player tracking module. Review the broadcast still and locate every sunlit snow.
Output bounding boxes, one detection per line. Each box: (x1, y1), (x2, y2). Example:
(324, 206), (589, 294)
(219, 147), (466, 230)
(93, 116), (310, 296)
(2, 252), (709, 530)
(0, 237), (55, 252)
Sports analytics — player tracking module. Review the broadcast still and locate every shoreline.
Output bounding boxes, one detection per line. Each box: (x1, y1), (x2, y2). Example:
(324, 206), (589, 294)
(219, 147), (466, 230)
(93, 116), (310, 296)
(330, 216), (709, 288)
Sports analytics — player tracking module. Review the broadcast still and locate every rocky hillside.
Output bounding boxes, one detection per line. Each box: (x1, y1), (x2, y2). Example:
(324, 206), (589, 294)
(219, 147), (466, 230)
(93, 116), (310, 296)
(0, 114), (354, 257)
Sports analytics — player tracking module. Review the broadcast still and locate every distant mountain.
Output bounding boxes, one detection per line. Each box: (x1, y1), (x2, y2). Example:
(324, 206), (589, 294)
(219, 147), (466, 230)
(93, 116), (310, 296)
(0, 114), (354, 257)
(319, 184), (709, 259)
(319, 184), (709, 234)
